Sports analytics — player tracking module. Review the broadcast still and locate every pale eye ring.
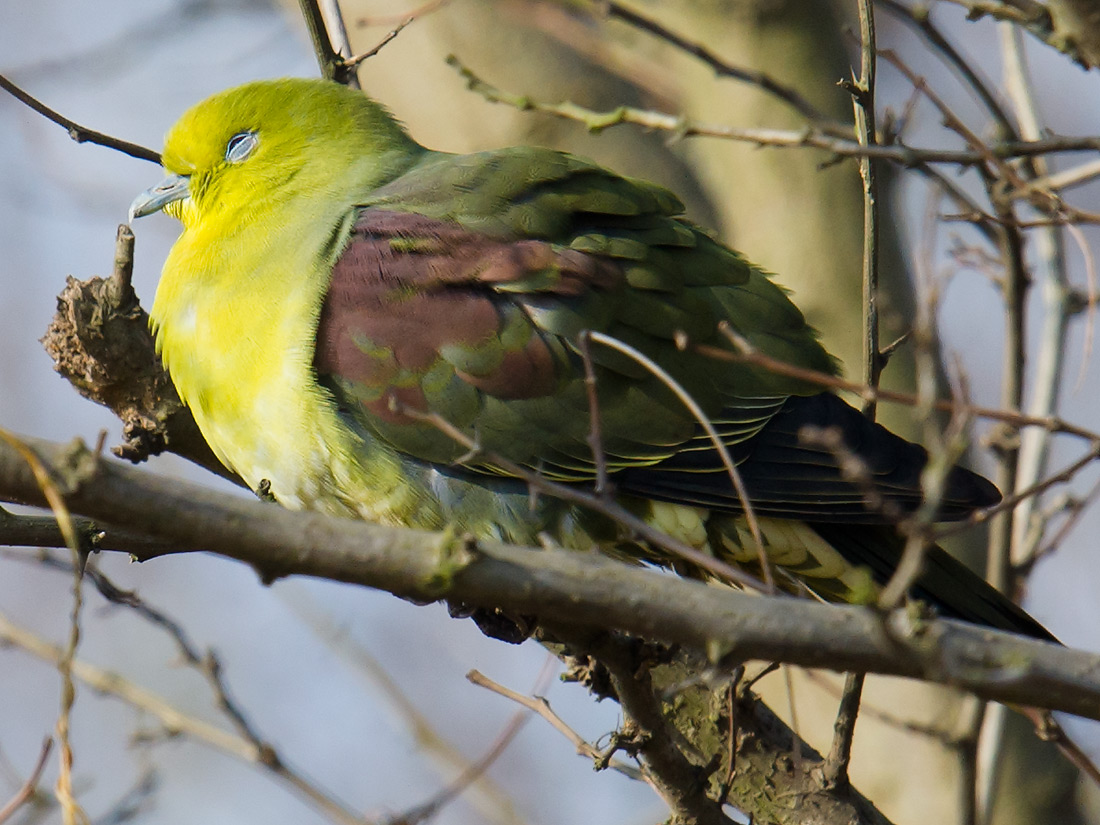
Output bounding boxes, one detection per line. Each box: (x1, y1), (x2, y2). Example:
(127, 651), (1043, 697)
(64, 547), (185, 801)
(225, 131), (259, 163)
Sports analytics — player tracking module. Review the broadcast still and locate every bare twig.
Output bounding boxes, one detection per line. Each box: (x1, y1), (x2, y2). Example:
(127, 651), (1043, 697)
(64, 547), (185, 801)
(466, 670), (645, 781)
(54, 548), (88, 825)
(1022, 474), (1100, 573)
(0, 739), (52, 825)
(593, 0), (842, 129)
(0, 611), (366, 825)
(850, 0), (882, 417)
(388, 661), (555, 825)
(696, 332), (1100, 444)
(344, 16), (413, 68)
(0, 75), (160, 164)
(577, 333), (612, 498)
(0, 430), (89, 825)
(444, 55), (1100, 166)
(822, 672), (865, 791)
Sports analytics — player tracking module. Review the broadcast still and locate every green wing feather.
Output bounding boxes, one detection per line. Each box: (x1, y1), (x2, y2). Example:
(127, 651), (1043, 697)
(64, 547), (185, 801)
(139, 79), (1049, 640)
(316, 147), (836, 480)
(312, 146), (1050, 640)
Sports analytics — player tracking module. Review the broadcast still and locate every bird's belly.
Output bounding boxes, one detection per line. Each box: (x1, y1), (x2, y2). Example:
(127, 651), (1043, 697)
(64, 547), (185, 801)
(206, 390), (445, 527)
(162, 324), (434, 527)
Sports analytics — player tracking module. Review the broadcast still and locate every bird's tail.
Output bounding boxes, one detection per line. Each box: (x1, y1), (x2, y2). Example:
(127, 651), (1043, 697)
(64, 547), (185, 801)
(702, 515), (1055, 642)
(808, 523), (1056, 642)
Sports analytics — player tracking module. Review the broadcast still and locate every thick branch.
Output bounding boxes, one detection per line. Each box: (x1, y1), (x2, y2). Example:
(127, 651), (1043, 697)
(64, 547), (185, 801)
(0, 433), (1097, 719)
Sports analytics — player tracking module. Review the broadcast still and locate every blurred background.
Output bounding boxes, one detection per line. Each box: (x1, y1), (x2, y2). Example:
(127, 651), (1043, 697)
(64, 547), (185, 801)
(2, 1), (1100, 823)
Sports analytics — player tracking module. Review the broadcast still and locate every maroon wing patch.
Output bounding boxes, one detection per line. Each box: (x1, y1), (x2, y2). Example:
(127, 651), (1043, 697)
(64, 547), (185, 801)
(314, 210), (622, 422)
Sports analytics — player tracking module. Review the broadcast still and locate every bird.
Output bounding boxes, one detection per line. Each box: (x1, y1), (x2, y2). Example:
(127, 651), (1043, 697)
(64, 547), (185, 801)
(129, 78), (1051, 641)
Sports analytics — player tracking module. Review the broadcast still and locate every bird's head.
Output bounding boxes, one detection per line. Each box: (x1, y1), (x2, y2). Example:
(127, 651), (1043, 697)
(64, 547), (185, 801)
(130, 78), (422, 228)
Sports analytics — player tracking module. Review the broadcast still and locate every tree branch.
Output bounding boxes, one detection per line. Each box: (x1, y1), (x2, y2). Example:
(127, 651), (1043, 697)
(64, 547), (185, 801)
(0, 74), (160, 164)
(0, 432), (1096, 719)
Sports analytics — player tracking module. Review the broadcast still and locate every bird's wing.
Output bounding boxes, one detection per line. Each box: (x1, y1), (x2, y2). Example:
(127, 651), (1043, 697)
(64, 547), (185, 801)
(619, 392), (1001, 521)
(314, 147), (994, 523)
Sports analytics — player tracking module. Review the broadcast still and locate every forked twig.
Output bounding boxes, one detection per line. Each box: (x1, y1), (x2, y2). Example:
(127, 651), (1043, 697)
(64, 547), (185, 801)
(466, 670), (645, 781)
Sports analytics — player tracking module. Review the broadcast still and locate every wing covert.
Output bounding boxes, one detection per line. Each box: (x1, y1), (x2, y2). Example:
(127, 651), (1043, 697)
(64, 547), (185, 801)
(314, 147), (934, 516)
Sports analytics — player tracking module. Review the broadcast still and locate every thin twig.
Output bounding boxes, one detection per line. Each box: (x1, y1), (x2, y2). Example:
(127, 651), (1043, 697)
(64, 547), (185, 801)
(0, 431), (89, 825)
(588, 331), (771, 589)
(395, 405), (770, 592)
(782, 665), (803, 775)
(54, 545), (88, 825)
(344, 17), (413, 68)
(0, 611), (366, 825)
(578, 333), (612, 497)
(466, 670), (645, 781)
(1021, 474), (1100, 574)
(444, 55), (1100, 165)
(0, 739), (52, 825)
(596, 0), (842, 130)
(822, 672), (865, 791)
(1064, 219), (1098, 390)
(717, 667), (743, 802)
(851, 0), (882, 418)
(694, 332), (1100, 443)
(0, 75), (160, 164)
(389, 660), (556, 825)
(1018, 157), (1100, 194)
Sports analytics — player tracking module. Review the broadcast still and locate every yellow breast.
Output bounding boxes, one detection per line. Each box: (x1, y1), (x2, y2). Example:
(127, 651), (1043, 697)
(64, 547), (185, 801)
(149, 209), (439, 528)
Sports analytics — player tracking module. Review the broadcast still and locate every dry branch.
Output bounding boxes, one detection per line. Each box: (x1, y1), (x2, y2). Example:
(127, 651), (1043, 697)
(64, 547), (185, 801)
(0, 433), (1096, 719)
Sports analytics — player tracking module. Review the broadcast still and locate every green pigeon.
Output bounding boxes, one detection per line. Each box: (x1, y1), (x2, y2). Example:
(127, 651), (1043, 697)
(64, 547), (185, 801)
(128, 78), (1051, 641)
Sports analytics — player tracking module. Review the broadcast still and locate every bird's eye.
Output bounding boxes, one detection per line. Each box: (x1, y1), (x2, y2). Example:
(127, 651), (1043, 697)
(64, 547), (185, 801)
(225, 131), (259, 164)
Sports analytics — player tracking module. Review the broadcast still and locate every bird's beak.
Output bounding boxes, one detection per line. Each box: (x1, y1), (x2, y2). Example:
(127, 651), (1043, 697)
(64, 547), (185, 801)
(129, 174), (190, 223)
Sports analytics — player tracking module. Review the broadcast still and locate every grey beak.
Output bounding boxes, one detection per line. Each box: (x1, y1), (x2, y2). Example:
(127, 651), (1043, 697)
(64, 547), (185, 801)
(129, 174), (191, 223)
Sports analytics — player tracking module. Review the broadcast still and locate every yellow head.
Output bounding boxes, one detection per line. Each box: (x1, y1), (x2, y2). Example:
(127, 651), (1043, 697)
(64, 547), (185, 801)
(130, 78), (421, 229)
